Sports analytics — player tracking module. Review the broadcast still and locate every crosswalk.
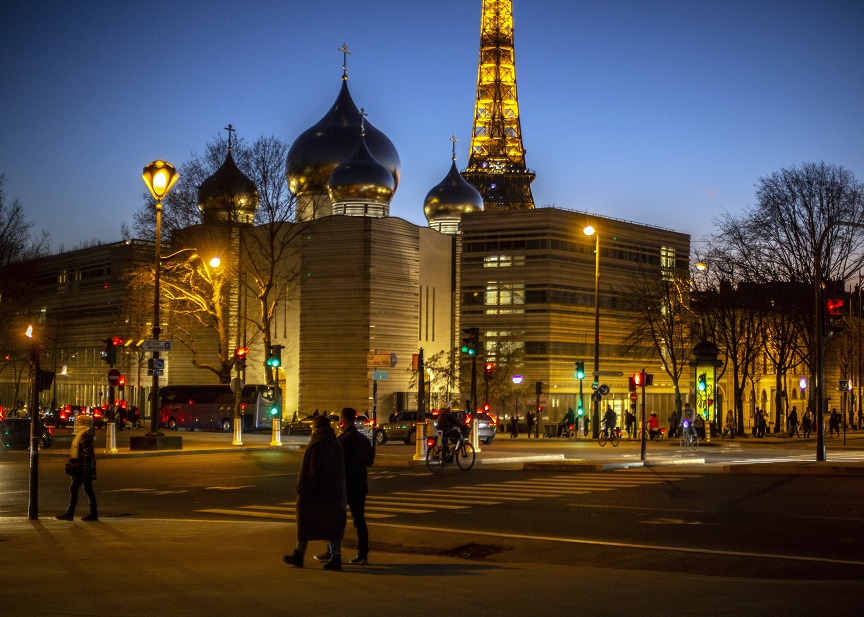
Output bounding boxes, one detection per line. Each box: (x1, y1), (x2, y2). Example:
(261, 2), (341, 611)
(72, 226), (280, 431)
(724, 451), (864, 464)
(195, 472), (694, 522)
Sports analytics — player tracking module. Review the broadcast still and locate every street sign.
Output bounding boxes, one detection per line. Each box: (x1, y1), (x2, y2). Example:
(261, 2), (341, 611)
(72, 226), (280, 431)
(142, 339), (173, 352)
(598, 384), (610, 396)
(367, 352), (397, 368)
(107, 368), (121, 387)
(591, 392), (602, 402)
(839, 380), (850, 391)
(592, 371), (623, 377)
(230, 377), (244, 394)
(371, 370), (389, 380)
(630, 391), (638, 403)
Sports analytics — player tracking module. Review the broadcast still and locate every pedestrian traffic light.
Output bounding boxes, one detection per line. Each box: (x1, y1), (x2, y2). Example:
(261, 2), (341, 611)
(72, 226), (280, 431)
(577, 406), (584, 417)
(266, 344), (283, 368)
(633, 372), (643, 387)
(460, 327), (479, 356)
(118, 375), (125, 391)
(697, 373), (707, 392)
(575, 361), (585, 380)
(484, 362), (494, 380)
(269, 404), (280, 417)
(628, 376), (636, 392)
(825, 298), (846, 336)
(234, 346), (248, 368)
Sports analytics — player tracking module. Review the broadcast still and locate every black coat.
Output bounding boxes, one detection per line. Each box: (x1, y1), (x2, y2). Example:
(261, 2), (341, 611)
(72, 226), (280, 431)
(295, 426), (346, 542)
(337, 425), (374, 502)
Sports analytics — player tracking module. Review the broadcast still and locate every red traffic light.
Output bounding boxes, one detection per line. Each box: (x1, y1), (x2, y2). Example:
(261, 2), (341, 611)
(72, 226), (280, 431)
(118, 375), (126, 386)
(633, 372), (643, 386)
(827, 298), (844, 317)
(111, 336), (124, 346)
(234, 347), (248, 359)
(484, 362), (494, 373)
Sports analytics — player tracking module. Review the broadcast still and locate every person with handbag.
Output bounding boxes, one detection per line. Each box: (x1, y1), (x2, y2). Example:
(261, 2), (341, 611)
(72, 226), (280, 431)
(56, 414), (98, 521)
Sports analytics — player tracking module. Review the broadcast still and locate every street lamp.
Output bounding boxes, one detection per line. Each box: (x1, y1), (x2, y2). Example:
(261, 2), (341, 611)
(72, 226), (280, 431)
(584, 224), (601, 438)
(141, 160), (179, 439)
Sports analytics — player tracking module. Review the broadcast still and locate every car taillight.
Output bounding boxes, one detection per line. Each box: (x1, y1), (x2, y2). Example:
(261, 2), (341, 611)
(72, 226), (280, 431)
(490, 416), (497, 426)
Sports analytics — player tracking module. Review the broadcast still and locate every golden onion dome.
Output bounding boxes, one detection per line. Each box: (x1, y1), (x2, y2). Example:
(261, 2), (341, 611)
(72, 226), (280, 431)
(286, 78), (400, 197)
(328, 134), (396, 205)
(197, 150), (258, 222)
(424, 159), (484, 223)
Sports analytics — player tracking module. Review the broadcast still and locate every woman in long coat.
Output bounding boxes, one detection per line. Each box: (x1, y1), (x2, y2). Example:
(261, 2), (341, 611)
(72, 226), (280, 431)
(284, 415), (346, 570)
(56, 413), (98, 521)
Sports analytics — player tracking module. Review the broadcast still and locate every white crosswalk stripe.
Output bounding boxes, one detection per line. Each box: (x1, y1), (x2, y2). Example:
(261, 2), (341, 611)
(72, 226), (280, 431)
(195, 472), (696, 521)
(724, 451), (864, 464)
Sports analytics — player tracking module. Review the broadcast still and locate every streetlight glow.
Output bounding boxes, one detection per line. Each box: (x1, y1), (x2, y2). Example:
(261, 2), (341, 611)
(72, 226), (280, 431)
(142, 160), (179, 201)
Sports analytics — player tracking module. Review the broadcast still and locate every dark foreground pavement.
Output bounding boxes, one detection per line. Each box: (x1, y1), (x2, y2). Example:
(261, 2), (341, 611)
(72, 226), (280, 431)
(3, 516), (862, 617)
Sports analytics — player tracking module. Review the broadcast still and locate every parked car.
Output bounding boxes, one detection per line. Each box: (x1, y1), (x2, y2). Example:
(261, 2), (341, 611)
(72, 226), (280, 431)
(375, 411), (432, 445)
(1, 418), (53, 450)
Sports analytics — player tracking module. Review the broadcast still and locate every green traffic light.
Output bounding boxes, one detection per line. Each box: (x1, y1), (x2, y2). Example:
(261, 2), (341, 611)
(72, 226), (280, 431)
(270, 406), (279, 416)
(577, 407), (584, 416)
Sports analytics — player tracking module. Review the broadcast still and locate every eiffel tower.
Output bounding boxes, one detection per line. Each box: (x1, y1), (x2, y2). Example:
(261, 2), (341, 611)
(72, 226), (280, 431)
(462, 0), (535, 211)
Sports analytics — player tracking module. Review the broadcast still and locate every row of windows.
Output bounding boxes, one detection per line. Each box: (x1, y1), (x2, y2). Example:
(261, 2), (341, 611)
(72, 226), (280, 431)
(463, 287), (620, 310)
(464, 240), (683, 271)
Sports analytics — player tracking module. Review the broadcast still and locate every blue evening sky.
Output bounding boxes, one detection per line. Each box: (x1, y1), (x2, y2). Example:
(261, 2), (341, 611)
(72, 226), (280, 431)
(1, 0), (862, 250)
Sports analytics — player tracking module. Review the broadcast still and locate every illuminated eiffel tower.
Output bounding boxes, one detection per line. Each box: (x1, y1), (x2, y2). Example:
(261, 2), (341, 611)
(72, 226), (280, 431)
(462, 0), (535, 211)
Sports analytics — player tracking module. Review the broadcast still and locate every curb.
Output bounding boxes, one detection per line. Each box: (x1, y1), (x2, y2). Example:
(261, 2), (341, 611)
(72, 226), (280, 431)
(523, 458), (705, 472)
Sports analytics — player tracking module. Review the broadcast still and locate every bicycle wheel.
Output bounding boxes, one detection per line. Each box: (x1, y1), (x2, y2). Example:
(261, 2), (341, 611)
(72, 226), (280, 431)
(456, 442), (476, 471)
(426, 445), (444, 473)
(692, 433), (699, 449)
(610, 431), (620, 447)
(598, 432), (607, 447)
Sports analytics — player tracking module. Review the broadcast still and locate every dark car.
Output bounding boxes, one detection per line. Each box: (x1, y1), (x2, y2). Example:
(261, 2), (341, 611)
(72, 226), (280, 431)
(284, 412), (374, 441)
(1, 418), (53, 451)
(375, 411), (434, 445)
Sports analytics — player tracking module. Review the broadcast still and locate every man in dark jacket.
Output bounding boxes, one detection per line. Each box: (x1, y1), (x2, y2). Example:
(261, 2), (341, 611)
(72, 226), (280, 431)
(284, 415), (346, 571)
(337, 407), (374, 565)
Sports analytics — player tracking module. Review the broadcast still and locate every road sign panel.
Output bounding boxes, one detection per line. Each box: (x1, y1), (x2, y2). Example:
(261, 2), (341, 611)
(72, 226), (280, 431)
(630, 391), (638, 403)
(598, 384), (610, 396)
(371, 370), (389, 380)
(142, 339), (173, 352)
(592, 371), (623, 377)
(107, 368), (121, 386)
(591, 392), (602, 402)
(367, 352), (397, 368)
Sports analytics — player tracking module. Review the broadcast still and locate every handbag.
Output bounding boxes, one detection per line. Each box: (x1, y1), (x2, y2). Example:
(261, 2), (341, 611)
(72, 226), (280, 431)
(64, 458), (81, 477)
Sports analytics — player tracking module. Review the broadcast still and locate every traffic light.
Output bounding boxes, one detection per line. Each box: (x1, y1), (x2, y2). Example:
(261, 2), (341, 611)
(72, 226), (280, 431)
(118, 375), (126, 391)
(460, 327), (479, 356)
(269, 404), (280, 417)
(577, 406), (584, 417)
(266, 345), (283, 368)
(575, 361), (585, 380)
(484, 362), (494, 380)
(825, 298), (846, 336)
(102, 338), (118, 365)
(697, 373), (707, 392)
(633, 372), (643, 387)
(234, 346), (248, 368)
(628, 376), (636, 392)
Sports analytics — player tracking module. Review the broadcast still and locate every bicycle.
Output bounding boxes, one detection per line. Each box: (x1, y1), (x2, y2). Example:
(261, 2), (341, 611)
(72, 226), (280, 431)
(426, 430), (476, 473)
(680, 420), (699, 450)
(637, 427), (665, 441)
(598, 423), (620, 447)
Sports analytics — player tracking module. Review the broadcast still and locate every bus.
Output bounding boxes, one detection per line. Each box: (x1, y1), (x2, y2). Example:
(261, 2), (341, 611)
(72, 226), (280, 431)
(158, 384), (281, 432)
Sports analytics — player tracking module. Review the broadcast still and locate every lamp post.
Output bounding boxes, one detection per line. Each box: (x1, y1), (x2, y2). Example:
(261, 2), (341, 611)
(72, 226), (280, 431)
(141, 160), (179, 439)
(584, 224), (601, 438)
(25, 325), (39, 519)
(512, 375), (523, 435)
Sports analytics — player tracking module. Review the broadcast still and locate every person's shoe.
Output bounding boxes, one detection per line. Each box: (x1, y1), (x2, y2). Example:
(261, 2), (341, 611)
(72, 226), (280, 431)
(283, 550), (304, 568)
(313, 551), (331, 562)
(56, 512), (74, 521)
(82, 513), (98, 522)
(349, 554), (368, 565)
(323, 554), (342, 571)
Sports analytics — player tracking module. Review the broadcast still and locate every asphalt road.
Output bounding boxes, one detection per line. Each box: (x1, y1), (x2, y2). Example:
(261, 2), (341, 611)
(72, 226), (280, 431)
(2, 432), (863, 616)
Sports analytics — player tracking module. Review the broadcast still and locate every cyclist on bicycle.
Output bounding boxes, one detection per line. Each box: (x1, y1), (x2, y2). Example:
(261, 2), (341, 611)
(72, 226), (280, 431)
(602, 406), (617, 436)
(680, 403), (697, 441)
(437, 405), (468, 450)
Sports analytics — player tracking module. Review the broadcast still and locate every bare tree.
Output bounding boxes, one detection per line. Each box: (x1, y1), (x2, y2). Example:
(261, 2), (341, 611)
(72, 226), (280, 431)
(621, 263), (696, 414)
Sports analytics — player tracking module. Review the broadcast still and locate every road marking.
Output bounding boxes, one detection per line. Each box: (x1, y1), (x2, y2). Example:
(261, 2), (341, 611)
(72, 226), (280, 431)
(367, 521), (864, 567)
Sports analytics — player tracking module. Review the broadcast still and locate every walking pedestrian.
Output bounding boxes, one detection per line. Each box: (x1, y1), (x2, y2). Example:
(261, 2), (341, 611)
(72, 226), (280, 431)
(802, 408), (813, 438)
(669, 409), (679, 439)
(284, 415), (346, 571)
(510, 413), (519, 438)
(56, 414), (98, 521)
(787, 406), (800, 438)
(333, 407), (374, 565)
(828, 408), (841, 437)
(625, 408), (635, 439)
(525, 410), (535, 438)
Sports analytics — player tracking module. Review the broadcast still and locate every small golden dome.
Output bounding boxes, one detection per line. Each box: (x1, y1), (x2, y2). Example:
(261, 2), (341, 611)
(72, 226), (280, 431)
(328, 135), (396, 206)
(424, 160), (484, 223)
